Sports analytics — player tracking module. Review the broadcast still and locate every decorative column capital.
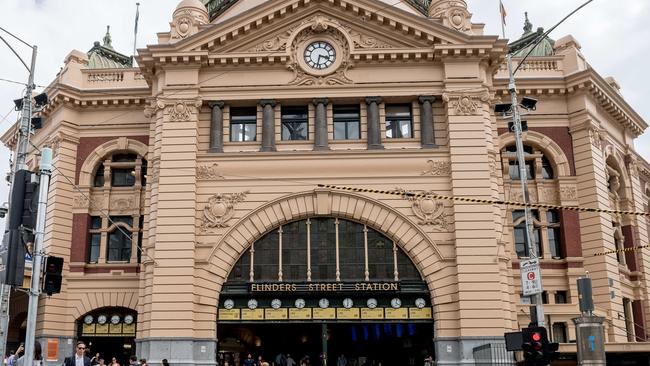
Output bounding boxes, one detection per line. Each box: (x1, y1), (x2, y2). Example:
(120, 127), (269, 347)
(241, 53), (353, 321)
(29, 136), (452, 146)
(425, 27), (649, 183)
(259, 99), (277, 108)
(442, 89), (490, 116)
(312, 98), (329, 106)
(418, 95), (436, 104)
(365, 96), (382, 105)
(208, 101), (225, 109)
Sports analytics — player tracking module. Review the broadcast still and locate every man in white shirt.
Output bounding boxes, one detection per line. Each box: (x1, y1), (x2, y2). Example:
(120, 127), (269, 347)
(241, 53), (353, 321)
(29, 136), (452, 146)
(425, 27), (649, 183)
(64, 342), (90, 366)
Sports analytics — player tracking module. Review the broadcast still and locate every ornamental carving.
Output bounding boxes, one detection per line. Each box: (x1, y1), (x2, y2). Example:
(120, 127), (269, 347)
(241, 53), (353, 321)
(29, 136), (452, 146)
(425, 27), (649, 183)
(626, 154), (639, 177)
(442, 91), (490, 116)
(396, 188), (452, 232)
(421, 160), (451, 176)
(111, 198), (134, 213)
(429, 1), (472, 33)
(73, 195), (103, 210)
(589, 126), (603, 149)
(171, 8), (208, 41)
(201, 191), (249, 231)
(560, 186), (578, 201)
(509, 188), (537, 204)
(197, 163), (224, 180)
(287, 22), (353, 86)
(47, 135), (62, 158)
(144, 99), (165, 118)
(167, 99), (203, 122)
(541, 187), (559, 203)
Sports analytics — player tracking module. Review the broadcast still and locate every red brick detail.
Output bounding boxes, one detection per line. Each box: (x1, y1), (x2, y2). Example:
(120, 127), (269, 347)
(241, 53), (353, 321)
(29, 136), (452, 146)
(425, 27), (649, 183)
(632, 300), (647, 341)
(561, 211), (582, 257)
(622, 225), (638, 272)
(75, 136), (148, 184)
(69, 264), (139, 274)
(71, 214), (90, 263)
(497, 127), (576, 175)
(512, 261), (582, 270)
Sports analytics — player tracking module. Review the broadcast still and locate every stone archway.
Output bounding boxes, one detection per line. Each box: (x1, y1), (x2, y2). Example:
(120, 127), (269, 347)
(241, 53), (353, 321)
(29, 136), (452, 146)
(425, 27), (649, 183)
(77, 137), (149, 187)
(203, 188), (452, 321)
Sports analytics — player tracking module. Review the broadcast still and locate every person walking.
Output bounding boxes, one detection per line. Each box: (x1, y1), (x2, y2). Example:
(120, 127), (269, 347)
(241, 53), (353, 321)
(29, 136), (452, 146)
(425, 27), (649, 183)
(15, 342), (42, 366)
(161, 360), (169, 366)
(64, 342), (91, 366)
(109, 357), (120, 366)
(285, 354), (295, 366)
(336, 354), (347, 366)
(90, 353), (100, 366)
(242, 354), (255, 366)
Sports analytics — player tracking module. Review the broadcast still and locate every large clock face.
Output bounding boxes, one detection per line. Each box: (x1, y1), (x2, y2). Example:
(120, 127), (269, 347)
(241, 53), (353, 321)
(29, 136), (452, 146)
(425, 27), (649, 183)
(304, 41), (336, 70)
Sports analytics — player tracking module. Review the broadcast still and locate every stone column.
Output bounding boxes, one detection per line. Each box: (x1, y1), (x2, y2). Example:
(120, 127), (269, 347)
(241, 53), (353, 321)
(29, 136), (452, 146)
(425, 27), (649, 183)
(365, 96), (383, 150)
(418, 95), (436, 148)
(260, 99), (276, 152)
(313, 98), (329, 151)
(208, 101), (224, 152)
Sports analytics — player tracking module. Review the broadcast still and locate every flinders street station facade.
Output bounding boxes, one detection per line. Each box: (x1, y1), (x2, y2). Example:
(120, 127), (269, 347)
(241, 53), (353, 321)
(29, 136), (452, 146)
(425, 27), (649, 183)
(3, 0), (650, 365)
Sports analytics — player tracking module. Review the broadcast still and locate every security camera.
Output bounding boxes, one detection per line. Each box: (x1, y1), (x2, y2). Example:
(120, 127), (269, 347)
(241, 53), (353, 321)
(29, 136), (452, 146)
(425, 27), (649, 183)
(0, 203), (8, 219)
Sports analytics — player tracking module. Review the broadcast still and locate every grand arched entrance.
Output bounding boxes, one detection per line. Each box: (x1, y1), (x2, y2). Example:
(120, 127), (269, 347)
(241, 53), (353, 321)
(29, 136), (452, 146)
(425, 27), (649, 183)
(216, 217), (434, 366)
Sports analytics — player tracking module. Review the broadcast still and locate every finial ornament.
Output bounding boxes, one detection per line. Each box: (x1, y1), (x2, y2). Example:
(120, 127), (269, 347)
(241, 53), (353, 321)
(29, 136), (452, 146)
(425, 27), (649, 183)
(523, 12), (533, 34)
(428, 0), (473, 34)
(103, 25), (113, 49)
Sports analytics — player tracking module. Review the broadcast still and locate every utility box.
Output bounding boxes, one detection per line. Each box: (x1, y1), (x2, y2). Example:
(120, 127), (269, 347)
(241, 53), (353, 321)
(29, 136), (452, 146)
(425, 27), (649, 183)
(573, 316), (606, 365)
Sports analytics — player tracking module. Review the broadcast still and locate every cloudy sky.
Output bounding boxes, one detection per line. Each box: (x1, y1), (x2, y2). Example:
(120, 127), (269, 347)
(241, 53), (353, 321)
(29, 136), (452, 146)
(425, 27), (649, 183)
(0, 0), (648, 230)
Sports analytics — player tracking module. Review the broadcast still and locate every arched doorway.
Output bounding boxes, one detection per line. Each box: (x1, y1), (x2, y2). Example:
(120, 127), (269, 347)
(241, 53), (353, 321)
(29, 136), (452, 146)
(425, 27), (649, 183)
(76, 307), (137, 366)
(217, 217), (434, 366)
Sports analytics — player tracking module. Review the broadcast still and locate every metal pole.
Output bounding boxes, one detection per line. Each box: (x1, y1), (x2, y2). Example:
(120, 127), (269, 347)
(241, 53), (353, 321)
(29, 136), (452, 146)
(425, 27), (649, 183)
(0, 44), (36, 360)
(505, 52), (545, 327)
(23, 148), (52, 366)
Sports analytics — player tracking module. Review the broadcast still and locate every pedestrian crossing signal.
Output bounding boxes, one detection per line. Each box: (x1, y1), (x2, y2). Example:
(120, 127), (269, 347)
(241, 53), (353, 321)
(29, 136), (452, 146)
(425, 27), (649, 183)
(42, 256), (63, 295)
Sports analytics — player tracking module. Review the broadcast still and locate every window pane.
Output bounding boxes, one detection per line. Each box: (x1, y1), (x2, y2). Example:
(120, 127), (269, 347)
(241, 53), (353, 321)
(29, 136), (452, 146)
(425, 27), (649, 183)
(253, 230), (279, 281)
(548, 227), (562, 258)
(107, 229), (131, 262)
(231, 123), (244, 142)
(367, 227), (393, 280)
(111, 168), (135, 187)
(338, 220), (365, 281)
(110, 216), (133, 227)
(112, 153), (137, 162)
(385, 104), (412, 139)
(227, 251), (250, 283)
(552, 323), (567, 343)
(282, 122), (308, 140)
(244, 123), (257, 141)
(90, 216), (102, 229)
(397, 250), (420, 281)
(333, 105), (360, 140)
(88, 234), (101, 263)
(542, 156), (554, 179)
(282, 221), (307, 281)
(554, 291), (568, 304)
(230, 107), (257, 142)
(94, 164), (105, 187)
(311, 218), (336, 281)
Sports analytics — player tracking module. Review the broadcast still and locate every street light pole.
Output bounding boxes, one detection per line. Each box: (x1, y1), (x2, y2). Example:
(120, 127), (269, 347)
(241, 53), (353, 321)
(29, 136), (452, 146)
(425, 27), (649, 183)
(0, 28), (37, 359)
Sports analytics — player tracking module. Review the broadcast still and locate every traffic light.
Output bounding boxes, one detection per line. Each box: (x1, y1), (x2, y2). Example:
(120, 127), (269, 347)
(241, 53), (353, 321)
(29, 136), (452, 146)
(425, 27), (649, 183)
(42, 256), (63, 295)
(522, 326), (547, 365)
(20, 172), (40, 244)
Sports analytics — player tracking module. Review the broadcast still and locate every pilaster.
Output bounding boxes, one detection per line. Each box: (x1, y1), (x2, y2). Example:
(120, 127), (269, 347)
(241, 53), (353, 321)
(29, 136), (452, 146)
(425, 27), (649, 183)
(147, 96), (202, 339)
(568, 119), (626, 341)
(442, 87), (512, 339)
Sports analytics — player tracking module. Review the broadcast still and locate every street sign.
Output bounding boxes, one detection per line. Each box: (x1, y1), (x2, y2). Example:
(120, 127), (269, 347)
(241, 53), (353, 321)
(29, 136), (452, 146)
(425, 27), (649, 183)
(520, 258), (542, 296)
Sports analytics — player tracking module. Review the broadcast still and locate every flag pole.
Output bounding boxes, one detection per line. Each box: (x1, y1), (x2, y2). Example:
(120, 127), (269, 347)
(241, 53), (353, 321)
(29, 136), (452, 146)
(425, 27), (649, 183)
(133, 2), (140, 65)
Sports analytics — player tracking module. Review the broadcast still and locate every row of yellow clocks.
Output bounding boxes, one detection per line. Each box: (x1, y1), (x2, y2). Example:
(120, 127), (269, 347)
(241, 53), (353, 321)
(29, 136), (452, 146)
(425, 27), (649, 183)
(223, 298), (427, 310)
(83, 314), (134, 325)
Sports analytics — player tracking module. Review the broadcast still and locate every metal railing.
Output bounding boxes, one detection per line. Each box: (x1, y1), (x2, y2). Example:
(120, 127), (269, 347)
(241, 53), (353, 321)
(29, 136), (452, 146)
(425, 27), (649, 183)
(473, 343), (517, 366)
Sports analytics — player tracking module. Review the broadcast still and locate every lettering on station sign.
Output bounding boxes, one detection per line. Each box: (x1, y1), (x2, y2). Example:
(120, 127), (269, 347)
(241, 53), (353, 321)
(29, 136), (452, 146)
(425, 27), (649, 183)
(249, 282), (400, 293)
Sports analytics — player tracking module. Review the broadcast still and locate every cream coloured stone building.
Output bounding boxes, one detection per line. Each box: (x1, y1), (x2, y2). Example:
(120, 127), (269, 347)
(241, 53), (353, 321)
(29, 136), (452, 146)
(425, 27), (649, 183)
(3, 0), (650, 365)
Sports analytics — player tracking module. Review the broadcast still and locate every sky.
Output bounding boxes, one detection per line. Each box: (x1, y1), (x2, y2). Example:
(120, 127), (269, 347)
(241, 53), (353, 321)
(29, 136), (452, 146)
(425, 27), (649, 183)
(0, 0), (649, 231)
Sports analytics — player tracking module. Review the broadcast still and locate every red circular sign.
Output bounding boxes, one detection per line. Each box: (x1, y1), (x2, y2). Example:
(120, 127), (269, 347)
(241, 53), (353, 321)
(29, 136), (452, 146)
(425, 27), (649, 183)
(527, 272), (536, 280)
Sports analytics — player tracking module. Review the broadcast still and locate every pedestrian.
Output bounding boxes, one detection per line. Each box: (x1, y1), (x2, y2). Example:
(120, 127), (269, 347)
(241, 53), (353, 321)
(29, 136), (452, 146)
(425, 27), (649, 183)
(91, 353), (100, 366)
(285, 354), (295, 366)
(139, 359), (148, 366)
(242, 354), (255, 366)
(162, 360), (169, 366)
(109, 357), (120, 366)
(64, 342), (91, 366)
(336, 354), (347, 366)
(98, 359), (106, 366)
(128, 356), (140, 366)
(423, 354), (433, 366)
(274, 353), (286, 366)
(15, 342), (42, 366)
(7, 347), (19, 366)
(258, 357), (268, 366)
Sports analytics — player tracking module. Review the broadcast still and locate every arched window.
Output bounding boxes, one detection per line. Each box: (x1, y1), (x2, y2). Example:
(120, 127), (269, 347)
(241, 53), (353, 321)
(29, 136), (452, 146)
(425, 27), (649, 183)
(503, 145), (555, 180)
(227, 218), (422, 283)
(86, 149), (147, 265)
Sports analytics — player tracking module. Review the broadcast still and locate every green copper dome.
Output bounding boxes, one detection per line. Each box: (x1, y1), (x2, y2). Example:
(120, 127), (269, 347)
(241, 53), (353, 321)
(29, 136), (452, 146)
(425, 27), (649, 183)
(86, 26), (133, 69)
(509, 12), (555, 57)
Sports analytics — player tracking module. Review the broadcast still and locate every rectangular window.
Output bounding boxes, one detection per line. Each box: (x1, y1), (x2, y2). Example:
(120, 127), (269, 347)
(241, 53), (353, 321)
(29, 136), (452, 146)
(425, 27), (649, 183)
(385, 104), (412, 138)
(333, 105), (360, 140)
(541, 291), (549, 304)
(552, 323), (568, 343)
(88, 234), (101, 263)
(281, 106), (308, 140)
(107, 229), (132, 262)
(547, 210), (563, 258)
(554, 291), (568, 304)
(513, 210), (541, 258)
(111, 168), (135, 187)
(230, 107), (257, 142)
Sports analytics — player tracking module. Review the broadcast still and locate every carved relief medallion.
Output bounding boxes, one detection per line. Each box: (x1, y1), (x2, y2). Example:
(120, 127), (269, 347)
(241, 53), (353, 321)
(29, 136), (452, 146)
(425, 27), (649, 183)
(197, 163), (224, 180)
(421, 160), (451, 176)
(396, 188), (452, 231)
(201, 191), (249, 231)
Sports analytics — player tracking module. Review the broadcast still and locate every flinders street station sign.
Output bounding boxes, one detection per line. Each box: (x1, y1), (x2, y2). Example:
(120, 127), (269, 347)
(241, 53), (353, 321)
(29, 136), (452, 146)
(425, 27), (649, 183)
(249, 281), (400, 293)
